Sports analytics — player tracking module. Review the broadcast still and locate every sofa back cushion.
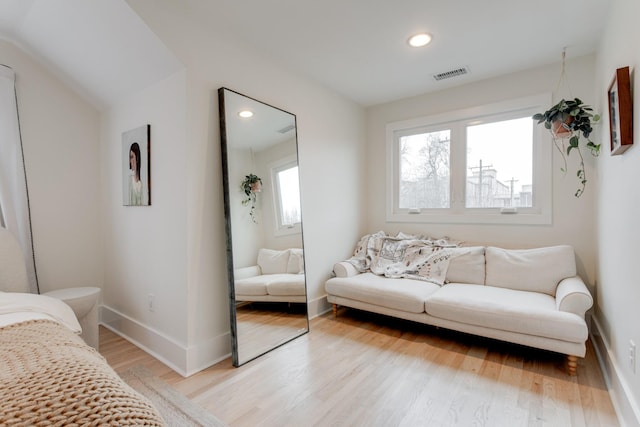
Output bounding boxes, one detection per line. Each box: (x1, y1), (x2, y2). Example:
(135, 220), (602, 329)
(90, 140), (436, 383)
(287, 248), (305, 274)
(445, 246), (486, 284)
(485, 245), (576, 296)
(257, 249), (290, 274)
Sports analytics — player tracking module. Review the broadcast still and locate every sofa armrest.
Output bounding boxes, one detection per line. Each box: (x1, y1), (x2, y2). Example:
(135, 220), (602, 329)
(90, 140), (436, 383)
(234, 265), (261, 280)
(333, 262), (359, 278)
(556, 276), (593, 317)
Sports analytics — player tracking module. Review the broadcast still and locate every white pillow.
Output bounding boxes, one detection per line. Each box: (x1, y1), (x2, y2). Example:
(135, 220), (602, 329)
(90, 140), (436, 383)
(287, 248), (305, 274)
(485, 245), (576, 296)
(257, 249), (290, 274)
(0, 292), (82, 333)
(445, 246), (486, 284)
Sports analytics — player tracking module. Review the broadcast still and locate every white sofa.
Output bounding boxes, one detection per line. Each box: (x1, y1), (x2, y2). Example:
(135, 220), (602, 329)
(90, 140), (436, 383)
(234, 248), (306, 303)
(325, 233), (593, 375)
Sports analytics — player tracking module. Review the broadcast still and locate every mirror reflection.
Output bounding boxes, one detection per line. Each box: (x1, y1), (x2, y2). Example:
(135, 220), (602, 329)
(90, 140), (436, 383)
(218, 88), (309, 366)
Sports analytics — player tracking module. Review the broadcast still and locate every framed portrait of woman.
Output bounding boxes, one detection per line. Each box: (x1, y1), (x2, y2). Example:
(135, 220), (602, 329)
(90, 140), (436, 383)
(122, 124), (151, 206)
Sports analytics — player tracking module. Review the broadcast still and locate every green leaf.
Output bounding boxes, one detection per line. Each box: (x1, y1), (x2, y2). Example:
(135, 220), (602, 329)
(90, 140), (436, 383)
(569, 136), (579, 147)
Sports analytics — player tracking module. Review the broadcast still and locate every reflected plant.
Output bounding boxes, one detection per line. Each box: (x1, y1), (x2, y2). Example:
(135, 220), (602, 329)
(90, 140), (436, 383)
(241, 174), (262, 223)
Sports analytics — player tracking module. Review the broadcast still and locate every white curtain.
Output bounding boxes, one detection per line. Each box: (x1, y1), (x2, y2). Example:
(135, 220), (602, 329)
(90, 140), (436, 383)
(0, 65), (39, 293)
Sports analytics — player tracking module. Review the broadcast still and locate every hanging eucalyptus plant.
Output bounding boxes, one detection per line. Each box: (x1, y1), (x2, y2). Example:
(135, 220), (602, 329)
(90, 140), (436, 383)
(533, 98), (601, 197)
(241, 173), (262, 223)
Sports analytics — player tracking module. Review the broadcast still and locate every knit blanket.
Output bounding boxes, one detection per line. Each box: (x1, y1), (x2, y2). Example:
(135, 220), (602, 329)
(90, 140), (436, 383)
(0, 319), (165, 426)
(346, 231), (467, 285)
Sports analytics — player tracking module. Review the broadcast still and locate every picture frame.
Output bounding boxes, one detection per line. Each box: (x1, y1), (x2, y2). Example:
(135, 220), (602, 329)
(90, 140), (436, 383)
(608, 66), (633, 155)
(122, 124), (151, 206)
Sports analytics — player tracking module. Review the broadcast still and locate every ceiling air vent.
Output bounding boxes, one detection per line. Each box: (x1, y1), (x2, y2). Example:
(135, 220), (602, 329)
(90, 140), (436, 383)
(277, 124), (295, 134)
(433, 66), (469, 81)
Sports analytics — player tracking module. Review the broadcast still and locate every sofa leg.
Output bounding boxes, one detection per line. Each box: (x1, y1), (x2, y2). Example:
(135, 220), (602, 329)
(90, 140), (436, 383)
(332, 304), (338, 317)
(567, 355), (578, 376)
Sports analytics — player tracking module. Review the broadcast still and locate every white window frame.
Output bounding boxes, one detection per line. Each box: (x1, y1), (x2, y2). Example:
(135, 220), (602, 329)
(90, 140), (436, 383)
(270, 155), (302, 236)
(386, 93), (552, 225)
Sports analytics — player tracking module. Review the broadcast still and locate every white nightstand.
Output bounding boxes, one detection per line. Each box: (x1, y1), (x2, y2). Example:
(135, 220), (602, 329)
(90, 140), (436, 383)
(44, 287), (101, 349)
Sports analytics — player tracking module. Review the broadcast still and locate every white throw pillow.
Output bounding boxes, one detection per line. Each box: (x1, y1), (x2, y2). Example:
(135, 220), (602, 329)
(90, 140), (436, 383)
(445, 246), (486, 284)
(485, 245), (576, 296)
(287, 248), (305, 274)
(257, 249), (290, 274)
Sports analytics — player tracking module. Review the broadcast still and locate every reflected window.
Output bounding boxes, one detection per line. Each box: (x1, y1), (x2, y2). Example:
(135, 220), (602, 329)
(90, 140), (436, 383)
(273, 161), (301, 230)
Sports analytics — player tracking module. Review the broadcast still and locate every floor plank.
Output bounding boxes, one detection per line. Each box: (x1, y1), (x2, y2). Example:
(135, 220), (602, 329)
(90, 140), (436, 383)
(100, 308), (620, 427)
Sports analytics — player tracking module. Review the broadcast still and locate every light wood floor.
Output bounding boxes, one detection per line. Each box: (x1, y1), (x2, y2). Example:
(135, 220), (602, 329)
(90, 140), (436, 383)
(235, 302), (308, 365)
(99, 308), (619, 427)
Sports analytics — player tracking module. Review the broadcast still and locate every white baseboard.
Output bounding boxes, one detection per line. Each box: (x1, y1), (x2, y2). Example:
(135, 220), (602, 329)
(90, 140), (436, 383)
(591, 315), (640, 427)
(100, 305), (231, 377)
(308, 294), (331, 319)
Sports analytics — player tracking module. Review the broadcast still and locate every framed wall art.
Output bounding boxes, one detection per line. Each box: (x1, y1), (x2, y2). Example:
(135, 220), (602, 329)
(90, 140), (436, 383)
(122, 124), (151, 206)
(608, 66), (633, 155)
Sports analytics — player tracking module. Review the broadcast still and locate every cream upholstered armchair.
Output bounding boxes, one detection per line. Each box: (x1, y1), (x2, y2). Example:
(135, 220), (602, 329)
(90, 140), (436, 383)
(0, 226), (101, 348)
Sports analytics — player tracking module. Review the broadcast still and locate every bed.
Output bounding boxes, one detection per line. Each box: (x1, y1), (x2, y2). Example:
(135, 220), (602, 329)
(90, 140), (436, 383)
(0, 291), (165, 426)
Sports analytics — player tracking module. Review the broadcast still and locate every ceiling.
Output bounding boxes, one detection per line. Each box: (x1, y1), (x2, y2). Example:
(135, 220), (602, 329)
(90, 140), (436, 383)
(0, 0), (611, 109)
(222, 88), (297, 151)
(0, 0), (182, 109)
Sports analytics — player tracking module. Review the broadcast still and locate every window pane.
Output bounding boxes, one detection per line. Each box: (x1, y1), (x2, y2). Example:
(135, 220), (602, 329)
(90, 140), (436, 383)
(466, 117), (533, 208)
(399, 130), (450, 209)
(277, 166), (301, 225)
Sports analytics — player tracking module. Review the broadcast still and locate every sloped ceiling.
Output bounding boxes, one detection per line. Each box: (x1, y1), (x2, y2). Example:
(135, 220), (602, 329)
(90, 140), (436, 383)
(0, 0), (611, 109)
(0, 0), (183, 110)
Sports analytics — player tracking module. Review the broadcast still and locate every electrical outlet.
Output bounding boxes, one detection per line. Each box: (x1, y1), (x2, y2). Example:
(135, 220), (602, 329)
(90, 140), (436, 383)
(630, 340), (636, 374)
(148, 293), (155, 312)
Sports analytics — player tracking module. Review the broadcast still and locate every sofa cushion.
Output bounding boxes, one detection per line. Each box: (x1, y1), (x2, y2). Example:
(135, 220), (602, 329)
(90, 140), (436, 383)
(257, 248), (290, 274)
(266, 274), (306, 296)
(445, 246), (485, 284)
(325, 272), (440, 314)
(485, 245), (576, 296)
(287, 248), (305, 274)
(234, 265), (261, 280)
(425, 283), (588, 343)
(234, 277), (268, 296)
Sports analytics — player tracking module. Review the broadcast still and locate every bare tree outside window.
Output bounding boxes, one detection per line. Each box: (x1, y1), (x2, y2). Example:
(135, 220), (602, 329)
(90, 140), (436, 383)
(399, 130), (450, 209)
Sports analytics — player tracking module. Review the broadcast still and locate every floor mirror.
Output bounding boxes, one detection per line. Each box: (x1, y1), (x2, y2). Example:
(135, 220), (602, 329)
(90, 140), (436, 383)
(218, 87), (309, 366)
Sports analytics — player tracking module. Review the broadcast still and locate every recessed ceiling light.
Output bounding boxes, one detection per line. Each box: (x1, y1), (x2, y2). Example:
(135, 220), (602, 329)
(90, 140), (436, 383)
(408, 33), (432, 48)
(238, 110), (253, 118)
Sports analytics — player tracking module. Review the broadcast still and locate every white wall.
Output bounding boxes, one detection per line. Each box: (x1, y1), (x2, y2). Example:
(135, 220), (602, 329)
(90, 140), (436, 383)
(366, 55), (599, 286)
(0, 40), (102, 294)
(594, 0), (640, 424)
(228, 146), (267, 268)
(113, 0), (367, 374)
(100, 70), (188, 361)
